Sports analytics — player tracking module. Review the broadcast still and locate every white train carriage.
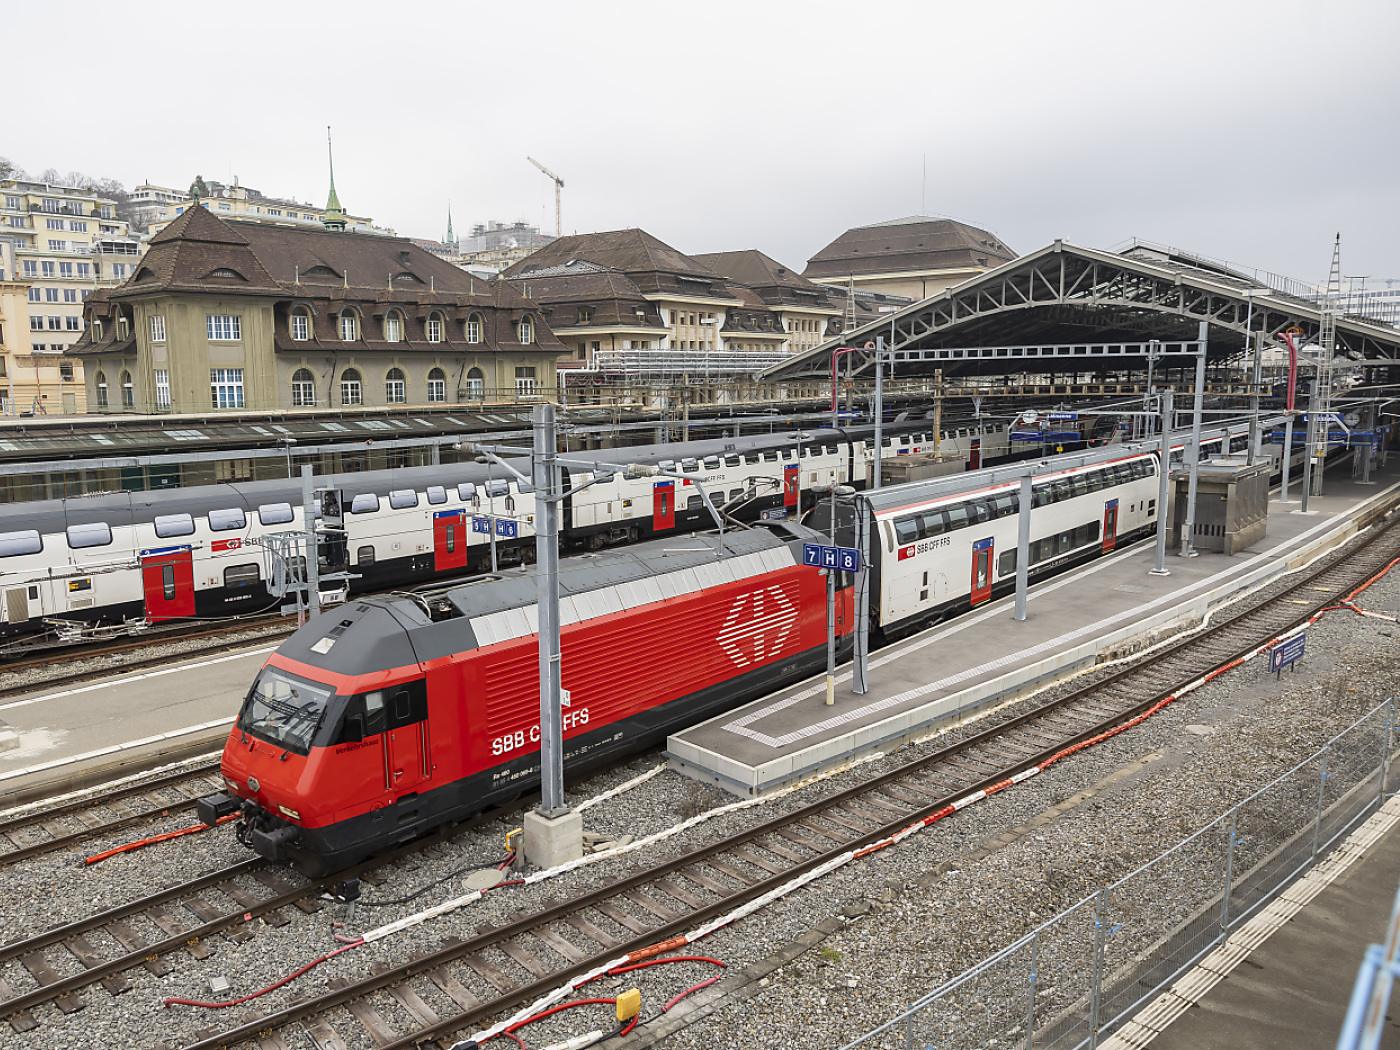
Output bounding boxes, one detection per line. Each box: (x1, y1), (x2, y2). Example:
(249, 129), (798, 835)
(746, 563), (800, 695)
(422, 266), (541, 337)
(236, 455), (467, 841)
(866, 447), (1161, 637)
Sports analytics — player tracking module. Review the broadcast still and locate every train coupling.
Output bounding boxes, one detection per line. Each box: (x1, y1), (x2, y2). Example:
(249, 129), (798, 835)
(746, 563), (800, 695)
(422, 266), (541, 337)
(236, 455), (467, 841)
(221, 798), (300, 861)
(195, 792), (241, 827)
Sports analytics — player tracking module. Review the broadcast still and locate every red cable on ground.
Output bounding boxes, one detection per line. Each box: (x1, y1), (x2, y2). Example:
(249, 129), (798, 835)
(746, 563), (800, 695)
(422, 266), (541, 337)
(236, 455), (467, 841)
(664, 975), (723, 1012)
(480, 1030), (527, 1049)
(85, 813), (239, 866)
(163, 939), (363, 1009)
(504, 997), (617, 1036)
(607, 955), (725, 978)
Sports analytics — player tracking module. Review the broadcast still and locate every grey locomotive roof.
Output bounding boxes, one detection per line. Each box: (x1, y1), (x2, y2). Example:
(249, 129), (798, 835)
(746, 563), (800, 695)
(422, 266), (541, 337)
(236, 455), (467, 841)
(277, 522), (819, 678)
(0, 421), (938, 536)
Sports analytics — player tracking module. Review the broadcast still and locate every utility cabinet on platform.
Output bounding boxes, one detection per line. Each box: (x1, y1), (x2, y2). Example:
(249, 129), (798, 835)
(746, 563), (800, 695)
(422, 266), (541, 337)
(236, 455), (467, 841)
(1170, 458), (1269, 555)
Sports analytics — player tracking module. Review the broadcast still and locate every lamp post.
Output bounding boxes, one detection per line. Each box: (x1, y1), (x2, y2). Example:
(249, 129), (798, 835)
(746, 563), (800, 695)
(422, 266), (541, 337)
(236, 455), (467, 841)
(278, 437), (296, 479)
(825, 484), (856, 706)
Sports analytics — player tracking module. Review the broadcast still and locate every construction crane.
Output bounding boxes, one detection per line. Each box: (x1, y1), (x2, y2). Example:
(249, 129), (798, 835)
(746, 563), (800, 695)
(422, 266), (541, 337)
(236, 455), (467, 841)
(527, 156), (563, 238)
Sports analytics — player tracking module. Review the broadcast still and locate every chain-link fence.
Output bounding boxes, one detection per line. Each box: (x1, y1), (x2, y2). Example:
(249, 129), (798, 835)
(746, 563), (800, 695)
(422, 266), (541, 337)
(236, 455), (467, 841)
(842, 700), (1397, 1050)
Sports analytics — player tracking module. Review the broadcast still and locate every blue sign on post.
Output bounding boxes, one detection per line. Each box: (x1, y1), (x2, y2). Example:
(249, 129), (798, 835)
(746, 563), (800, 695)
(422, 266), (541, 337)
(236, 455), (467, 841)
(1269, 633), (1306, 675)
(472, 516), (491, 534)
(496, 519), (518, 539)
(1047, 412), (1079, 421)
(803, 543), (861, 572)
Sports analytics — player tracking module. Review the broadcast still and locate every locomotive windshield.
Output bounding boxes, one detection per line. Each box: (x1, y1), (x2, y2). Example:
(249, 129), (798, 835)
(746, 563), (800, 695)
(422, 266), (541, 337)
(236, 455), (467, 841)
(237, 668), (334, 754)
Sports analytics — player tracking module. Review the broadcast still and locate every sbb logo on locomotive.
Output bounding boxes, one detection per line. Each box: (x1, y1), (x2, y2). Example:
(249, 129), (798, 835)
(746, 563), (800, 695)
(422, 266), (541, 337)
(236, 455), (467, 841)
(491, 706), (591, 756)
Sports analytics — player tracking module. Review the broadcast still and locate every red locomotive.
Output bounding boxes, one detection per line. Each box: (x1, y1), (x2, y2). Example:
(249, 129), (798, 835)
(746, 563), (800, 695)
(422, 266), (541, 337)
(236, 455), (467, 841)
(199, 524), (854, 876)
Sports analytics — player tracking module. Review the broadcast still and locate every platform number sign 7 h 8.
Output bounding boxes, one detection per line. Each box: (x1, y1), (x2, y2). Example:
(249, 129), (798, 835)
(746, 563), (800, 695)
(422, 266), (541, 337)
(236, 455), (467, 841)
(802, 543), (860, 573)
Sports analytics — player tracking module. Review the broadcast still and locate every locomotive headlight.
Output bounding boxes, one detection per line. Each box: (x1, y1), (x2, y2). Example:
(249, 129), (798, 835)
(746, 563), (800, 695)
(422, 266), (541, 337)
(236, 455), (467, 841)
(223, 777), (242, 793)
(278, 805), (302, 821)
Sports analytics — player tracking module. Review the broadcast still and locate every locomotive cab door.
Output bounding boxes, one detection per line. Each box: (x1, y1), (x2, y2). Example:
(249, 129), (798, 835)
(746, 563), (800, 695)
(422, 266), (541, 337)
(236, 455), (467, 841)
(783, 463), (800, 512)
(384, 685), (428, 793)
(652, 481), (675, 531)
(141, 548), (195, 622)
(433, 511), (468, 573)
(970, 537), (994, 605)
(1102, 499), (1119, 553)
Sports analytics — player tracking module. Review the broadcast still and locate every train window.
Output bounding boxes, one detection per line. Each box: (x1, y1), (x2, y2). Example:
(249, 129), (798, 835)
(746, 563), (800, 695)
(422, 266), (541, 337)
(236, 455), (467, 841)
(1084, 471), (1104, 493)
(209, 508), (247, 532)
(881, 437), (893, 447)
(335, 690), (387, 743)
(1031, 486), (1049, 509)
(350, 494), (380, 515)
(729, 488), (744, 503)
(724, 455), (741, 467)
(967, 501), (991, 525)
(426, 486), (447, 505)
(681, 458), (698, 472)
(999, 549), (1016, 576)
(686, 495), (704, 510)
(920, 509), (949, 536)
(357, 545), (375, 566)
(224, 563), (260, 588)
(1070, 475), (1089, 498)
(703, 456), (720, 470)
(0, 530), (42, 557)
(1052, 479), (1074, 503)
(485, 479), (510, 498)
(389, 490), (419, 510)
(258, 503), (294, 526)
(658, 459), (675, 472)
(162, 564), (175, 601)
(895, 518), (919, 545)
(762, 451), (778, 462)
(1033, 538), (1054, 563)
(1057, 530), (1075, 554)
(945, 503), (970, 531)
(239, 668), (333, 754)
(66, 522), (113, 549)
(457, 482), (476, 501)
(744, 454), (760, 465)
(154, 513), (194, 538)
(993, 494), (1018, 519)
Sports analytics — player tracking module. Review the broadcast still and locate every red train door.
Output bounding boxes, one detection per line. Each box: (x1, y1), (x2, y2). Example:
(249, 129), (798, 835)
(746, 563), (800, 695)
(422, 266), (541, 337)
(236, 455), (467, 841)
(783, 464), (800, 510)
(968, 438), (981, 470)
(970, 537), (994, 605)
(1102, 499), (1119, 552)
(388, 724), (425, 792)
(433, 511), (468, 572)
(141, 548), (195, 622)
(653, 481), (675, 531)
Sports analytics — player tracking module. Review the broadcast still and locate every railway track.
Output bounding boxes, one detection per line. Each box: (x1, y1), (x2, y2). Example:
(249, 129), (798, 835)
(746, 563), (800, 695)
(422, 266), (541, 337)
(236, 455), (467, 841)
(1, 503), (1394, 1047)
(142, 506), (1396, 1050)
(0, 761), (224, 867)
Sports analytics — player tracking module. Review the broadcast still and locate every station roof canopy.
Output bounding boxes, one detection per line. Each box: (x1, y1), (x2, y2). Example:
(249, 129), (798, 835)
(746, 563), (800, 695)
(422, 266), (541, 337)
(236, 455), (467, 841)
(762, 239), (1400, 381)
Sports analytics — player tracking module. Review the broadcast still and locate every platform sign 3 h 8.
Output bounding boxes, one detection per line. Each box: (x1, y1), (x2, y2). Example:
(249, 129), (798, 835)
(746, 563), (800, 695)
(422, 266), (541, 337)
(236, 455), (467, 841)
(802, 543), (861, 573)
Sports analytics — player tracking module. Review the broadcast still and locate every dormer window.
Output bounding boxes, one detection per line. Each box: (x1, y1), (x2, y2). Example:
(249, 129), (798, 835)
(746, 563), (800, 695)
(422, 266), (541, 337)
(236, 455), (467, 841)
(290, 309), (310, 341)
(384, 311), (403, 343)
(426, 313), (443, 343)
(92, 318), (104, 340)
(466, 314), (483, 343)
(339, 312), (358, 341)
(579, 307), (594, 323)
(116, 316), (129, 341)
(517, 317), (534, 344)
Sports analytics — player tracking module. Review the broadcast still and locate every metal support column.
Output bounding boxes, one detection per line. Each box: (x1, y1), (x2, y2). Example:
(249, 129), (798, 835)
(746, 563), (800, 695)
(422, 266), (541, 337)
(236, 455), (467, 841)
(533, 403), (566, 816)
(873, 337), (884, 490)
(1301, 394), (1316, 513)
(1248, 327), (1262, 465)
(1363, 403), (1375, 484)
(853, 497), (870, 695)
(824, 484), (836, 707)
(1179, 324), (1207, 557)
(1014, 474), (1031, 621)
(1152, 390), (1172, 575)
(301, 465), (320, 620)
(1220, 809), (1239, 933)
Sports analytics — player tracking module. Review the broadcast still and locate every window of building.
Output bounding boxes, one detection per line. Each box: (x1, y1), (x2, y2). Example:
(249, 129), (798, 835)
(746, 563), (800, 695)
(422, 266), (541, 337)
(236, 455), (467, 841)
(46, 288), (59, 302)
(4, 196), (18, 209)
(49, 240), (66, 252)
(63, 287), (77, 302)
(515, 366), (537, 396)
(466, 315), (483, 343)
(465, 367), (484, 399)
(427, 367), (446, 403)
(66, 315), (80, 331)
(207, 314), (241, 341)
(291, 368), (315, 407)
(41, 262), (55, 277)
(341, 368), (363, 405)
(95, 371), (108, 407)
(150, 315), (166, 342)
(155, 369), (170, 407)
(69, 220), (87, 233)
(385, 367), (406, 404)
(59, 262), (73, 277)
(383, 312), (403, 342)
(47, 315), (62, 331)
(517, 317), (534, 344)
(92, 318), (103, 340)
(287, 310), (308, 341)
(112, 263), (128, 279)
(120, 371), (133, 408)
(30, 316), (43, 332)
(46, 218), (64, 230)
(41, 198), (61, 213)
(22, 260), (37, 277)
(210, 368), (245, 409)
(60, 362), (74, 382)
(339, 313), (357, 341)
(426, 315), (442, 343)
(116, 316), (129, 340)
(27, 287), (40, 302)
(100, 205), (112, 219)
(77, 262), (90, 278)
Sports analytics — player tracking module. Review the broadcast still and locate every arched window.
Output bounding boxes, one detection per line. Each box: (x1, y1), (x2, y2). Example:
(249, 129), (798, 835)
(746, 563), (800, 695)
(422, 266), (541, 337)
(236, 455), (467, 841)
(341, 368), (363, 406)
(120, 370), (134, 408)
(383, 310), (403, 343)
(339, 310), (358, 342)
(426, 312), (443, 344)
(465, 313), (483, 344)
(427, 367), (446, 403)
(95, 370), (108, 408)
(385, 367), (406, 404)
(290, 308), (311, 341)
(517, 316), (534, 344)
(465, 367), (485, 399)
(292, 367), (316, 407)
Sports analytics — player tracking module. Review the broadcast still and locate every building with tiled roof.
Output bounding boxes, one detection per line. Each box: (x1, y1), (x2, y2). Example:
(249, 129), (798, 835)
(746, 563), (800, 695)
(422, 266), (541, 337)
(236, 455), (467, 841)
(67, 205), (566, 413)
(803, 215), (1016, 301)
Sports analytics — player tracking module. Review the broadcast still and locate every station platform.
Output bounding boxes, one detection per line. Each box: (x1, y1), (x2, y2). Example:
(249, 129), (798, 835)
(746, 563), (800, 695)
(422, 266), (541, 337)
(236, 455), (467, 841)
(667, 462), (1400, 797)
(1110, 793), (1400, 1050)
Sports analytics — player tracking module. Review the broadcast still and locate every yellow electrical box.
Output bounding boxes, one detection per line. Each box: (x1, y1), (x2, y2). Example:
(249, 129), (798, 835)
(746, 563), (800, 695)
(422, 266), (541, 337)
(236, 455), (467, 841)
(616, 987), (641, 1021)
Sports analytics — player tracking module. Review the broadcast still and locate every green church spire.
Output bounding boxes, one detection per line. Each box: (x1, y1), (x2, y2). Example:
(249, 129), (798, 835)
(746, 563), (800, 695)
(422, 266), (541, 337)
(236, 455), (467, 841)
(323, 126), (346, 231)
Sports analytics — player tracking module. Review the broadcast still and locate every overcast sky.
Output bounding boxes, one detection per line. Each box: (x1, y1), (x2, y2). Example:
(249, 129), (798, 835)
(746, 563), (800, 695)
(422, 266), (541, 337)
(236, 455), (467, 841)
(7, 0), (1398, 286)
